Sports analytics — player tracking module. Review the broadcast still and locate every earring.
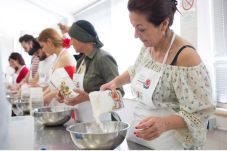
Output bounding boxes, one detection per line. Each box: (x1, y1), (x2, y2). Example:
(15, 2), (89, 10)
(163, 31), (165, 36)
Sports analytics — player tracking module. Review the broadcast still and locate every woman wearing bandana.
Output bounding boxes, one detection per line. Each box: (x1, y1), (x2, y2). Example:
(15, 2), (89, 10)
(56, 20), (124, 123)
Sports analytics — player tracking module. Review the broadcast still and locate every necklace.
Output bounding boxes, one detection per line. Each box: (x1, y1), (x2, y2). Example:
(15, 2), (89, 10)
(152, 31), (173, 62)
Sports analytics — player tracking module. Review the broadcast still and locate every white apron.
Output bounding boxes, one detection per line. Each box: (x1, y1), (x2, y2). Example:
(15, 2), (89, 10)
(126, 31), (183, 150)
(48, 49), (67, 107)
(73, 59), (111, 122)
(38, 55), (57, 87)
(12, 65), (25, 86)
(39, 72), (46, 84)
(38, 63), (48, 87)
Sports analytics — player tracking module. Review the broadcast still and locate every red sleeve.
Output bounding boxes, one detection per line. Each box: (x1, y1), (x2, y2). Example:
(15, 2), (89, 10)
(51, 66), (76, 120)
(16, 67), (29, 83)
(64, 66), (76, 120)
(64, 66), (76, 80)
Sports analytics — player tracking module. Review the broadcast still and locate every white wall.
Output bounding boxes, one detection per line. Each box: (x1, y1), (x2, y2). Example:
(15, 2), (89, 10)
(0, 37), (14, 73)
(0, 0), (65, 73)
(180, 0), (198, 49)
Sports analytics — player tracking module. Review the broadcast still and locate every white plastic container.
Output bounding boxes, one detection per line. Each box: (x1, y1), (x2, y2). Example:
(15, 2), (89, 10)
(9, 116), (34, 150)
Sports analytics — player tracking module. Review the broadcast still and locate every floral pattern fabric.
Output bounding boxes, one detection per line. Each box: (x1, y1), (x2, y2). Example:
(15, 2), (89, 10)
(127, 45), (216, 149)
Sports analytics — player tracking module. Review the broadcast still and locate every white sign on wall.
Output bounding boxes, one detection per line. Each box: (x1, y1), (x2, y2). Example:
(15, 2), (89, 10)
(181, 0), (196, 24)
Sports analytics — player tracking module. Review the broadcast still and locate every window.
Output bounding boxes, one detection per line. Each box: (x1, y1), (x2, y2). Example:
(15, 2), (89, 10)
(211, 0), (227, 105)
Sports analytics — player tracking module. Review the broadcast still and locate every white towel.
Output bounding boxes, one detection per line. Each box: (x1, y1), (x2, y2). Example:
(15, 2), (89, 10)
(21, 85), (30, 100)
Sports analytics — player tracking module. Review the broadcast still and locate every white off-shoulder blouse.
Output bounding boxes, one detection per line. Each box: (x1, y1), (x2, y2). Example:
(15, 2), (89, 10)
(127, 45), (216, 149)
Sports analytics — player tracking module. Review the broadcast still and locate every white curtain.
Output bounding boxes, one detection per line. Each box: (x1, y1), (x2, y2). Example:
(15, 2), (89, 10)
(211, 0), (227, 104)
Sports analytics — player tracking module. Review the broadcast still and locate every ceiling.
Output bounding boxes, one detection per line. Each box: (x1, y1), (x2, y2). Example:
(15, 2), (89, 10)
(0, 0), (102, 72)
(47, 0), (100, 14)
(0, 0), (101, 38)
(0, 0), (63, 37)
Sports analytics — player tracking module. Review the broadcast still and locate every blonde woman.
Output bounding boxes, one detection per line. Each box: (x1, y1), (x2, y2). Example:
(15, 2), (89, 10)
(37, 28), (76, 107)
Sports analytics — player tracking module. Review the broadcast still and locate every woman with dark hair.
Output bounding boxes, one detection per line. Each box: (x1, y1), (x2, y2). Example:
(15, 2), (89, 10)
(100, 0), (215, 149)
(56, 20), (124, 122)
(8, 53), (29, 91)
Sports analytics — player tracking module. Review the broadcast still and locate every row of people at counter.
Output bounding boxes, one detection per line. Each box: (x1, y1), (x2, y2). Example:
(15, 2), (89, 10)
(3, 0), (216, 150)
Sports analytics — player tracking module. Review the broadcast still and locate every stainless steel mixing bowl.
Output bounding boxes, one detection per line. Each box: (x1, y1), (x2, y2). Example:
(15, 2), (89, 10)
(66, 121), (130, 150)
(6, 91), (19, 96)
(15, 100), (30, 113)
(6, 95), (21, 105)
(33, 106), (74, 126)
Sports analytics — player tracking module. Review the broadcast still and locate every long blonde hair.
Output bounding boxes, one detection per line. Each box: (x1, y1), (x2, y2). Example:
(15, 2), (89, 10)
(37, 28), (63, 48)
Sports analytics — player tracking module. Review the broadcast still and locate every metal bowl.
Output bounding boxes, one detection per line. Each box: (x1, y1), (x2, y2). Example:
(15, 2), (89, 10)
(15, 100), (30, 113)
(6, 91), (19, 96)
(33, 106), (74, 126)
(66, 121), (130, 150)
(6, 95), (21, 105)
(35, 125), (72, 145)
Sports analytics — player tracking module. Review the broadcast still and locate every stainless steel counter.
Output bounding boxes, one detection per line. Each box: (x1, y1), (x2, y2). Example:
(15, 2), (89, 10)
(33, 119), (150, 150)
(12, 107), (150, 150)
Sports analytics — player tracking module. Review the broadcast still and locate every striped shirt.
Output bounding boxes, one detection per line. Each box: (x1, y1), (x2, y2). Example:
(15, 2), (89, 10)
(31, 56), (39, 78)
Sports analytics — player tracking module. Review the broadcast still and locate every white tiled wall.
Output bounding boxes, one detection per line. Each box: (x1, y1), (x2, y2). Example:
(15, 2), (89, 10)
(202, 115), (227, 150)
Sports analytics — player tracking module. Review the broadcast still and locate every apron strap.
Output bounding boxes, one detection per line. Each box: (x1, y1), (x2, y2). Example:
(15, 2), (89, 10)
(52, 48), (65, 69)
(138, 30), (176, 73)
(76, 59), (85, 74)
(136, 47), (150, 71)
(160, 31), (175, 71)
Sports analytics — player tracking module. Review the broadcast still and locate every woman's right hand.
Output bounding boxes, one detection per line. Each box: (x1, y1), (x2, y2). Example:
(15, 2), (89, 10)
(60, 25), (70, 34)
(55, 91), (64, 103)
(44, 94), (52, 106)
(100, 80), (118, 98)
(17, 81), (27, 89)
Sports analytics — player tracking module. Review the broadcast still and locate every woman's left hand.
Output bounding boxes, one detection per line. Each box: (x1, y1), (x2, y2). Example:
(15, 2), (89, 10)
(64, 89), (89, 106)
(8, 85), (18, 91)
(134, 116), (168, 141)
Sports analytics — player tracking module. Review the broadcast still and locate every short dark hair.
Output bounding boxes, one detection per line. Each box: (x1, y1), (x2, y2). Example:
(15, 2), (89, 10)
(19, 34), (34, 43)
(9, 53), (26, 71)
(128, 0), (177, 27)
